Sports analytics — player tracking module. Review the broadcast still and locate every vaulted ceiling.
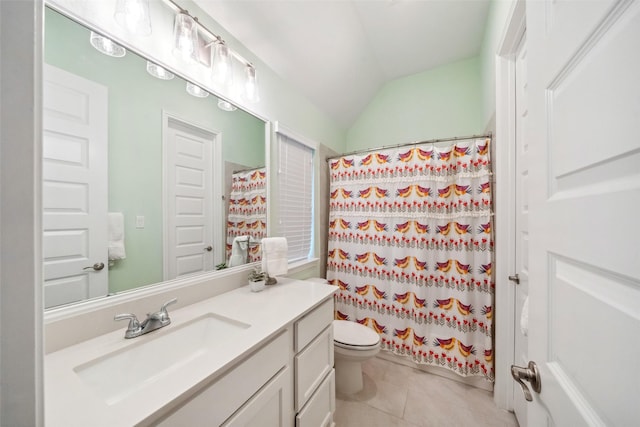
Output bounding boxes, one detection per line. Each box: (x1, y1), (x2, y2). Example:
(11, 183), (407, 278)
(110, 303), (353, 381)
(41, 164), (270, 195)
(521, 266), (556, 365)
(194, 0), (491, 129)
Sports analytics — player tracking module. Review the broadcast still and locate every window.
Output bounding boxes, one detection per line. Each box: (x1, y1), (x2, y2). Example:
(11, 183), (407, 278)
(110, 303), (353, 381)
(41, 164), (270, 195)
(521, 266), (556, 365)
(276, 126), (315, 263)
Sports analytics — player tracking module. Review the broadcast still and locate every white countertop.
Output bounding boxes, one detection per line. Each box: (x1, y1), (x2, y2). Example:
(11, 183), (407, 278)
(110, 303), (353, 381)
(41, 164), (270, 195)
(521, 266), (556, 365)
(45, 278), (336, 426)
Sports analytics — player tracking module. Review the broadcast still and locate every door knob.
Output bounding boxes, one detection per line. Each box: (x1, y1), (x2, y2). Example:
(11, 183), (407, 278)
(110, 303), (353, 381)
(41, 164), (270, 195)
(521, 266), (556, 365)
(511, 361), (541, 401)
(83, 262), (105, 271)
(204, 245), (213, 252)
(509, 274), (520, 284)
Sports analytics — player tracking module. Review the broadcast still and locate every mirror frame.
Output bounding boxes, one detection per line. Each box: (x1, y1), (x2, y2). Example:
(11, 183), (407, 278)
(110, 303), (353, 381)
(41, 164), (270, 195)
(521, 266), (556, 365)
(43, 0), (273, 318)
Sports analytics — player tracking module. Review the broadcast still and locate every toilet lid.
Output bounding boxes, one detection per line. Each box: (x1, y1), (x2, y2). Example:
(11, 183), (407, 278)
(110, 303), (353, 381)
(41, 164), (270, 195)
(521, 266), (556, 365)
(333, 320), (380, 347)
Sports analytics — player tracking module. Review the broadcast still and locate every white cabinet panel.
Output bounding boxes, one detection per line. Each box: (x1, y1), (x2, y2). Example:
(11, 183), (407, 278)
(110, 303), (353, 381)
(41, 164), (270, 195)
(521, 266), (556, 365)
(223, 367), (293, 427)
(295, 299), (333, 352)
(294, 325), (333, 411)
(295, 370), (335, 427)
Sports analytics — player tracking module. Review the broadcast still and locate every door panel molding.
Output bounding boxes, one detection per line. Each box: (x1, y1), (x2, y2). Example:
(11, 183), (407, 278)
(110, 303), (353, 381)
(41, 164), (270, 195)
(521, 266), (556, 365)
(162, 111), (222, 280)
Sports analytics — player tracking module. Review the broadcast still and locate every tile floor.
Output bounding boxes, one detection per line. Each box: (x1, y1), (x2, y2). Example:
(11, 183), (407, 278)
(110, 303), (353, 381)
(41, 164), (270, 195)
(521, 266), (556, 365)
(334, 356), (518, 427)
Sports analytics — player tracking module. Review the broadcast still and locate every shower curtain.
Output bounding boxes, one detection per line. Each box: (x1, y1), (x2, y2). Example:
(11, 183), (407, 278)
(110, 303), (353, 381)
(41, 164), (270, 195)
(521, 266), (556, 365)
(326, 137), (494, 381)
(226, 167), (267, 264)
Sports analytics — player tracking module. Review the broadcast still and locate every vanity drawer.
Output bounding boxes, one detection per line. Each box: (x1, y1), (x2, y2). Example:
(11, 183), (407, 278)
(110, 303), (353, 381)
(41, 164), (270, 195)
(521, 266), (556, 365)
(157, 329), (291, 427)
(294, 325), (333, 411)
(222, 366), (293, 427)
(295, 369), (335, 427)
(295, 298), (333, 352)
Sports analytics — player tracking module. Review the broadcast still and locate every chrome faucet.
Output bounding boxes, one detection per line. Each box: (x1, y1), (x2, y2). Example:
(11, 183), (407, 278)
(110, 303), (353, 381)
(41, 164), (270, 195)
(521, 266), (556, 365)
(114, 298), (177, 339)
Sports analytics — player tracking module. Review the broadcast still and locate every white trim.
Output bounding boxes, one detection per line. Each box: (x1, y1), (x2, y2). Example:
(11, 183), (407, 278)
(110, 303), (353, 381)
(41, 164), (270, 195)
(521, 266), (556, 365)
(286, 258), (320, 277)
(494, 0), (526, 412)
(0, 1), (44, 424)
(264, 121), (272, 239)
(161, 111), (223, 279)
(273, 121), (318, 150)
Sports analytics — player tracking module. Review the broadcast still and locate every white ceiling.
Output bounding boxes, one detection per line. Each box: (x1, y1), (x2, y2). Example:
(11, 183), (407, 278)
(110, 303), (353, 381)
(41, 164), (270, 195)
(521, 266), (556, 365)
(194, 0), (491, 129)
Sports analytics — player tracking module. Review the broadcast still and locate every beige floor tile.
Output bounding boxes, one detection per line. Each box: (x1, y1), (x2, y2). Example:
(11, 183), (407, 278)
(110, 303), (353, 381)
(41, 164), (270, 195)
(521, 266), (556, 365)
(403, 384), (476, 426)
(362, 356), (391, 384)
(335, 356), (518, 427)
(338, 372), (409, 419)
(380, 360), (416, 389)
(463, 387), (519, 427)
(334, 399), (418, 427)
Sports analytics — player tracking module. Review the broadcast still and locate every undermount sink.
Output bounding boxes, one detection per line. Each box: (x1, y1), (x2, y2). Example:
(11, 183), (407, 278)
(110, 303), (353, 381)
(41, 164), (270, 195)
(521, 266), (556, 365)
(74, 313), (251, 405)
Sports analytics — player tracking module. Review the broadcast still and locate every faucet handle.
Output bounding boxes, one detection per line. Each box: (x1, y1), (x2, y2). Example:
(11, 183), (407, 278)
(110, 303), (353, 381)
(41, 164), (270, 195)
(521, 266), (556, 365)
(160, 298), (178, 316)
(149, 298), (178, 323)
(114, 313), (141, 337)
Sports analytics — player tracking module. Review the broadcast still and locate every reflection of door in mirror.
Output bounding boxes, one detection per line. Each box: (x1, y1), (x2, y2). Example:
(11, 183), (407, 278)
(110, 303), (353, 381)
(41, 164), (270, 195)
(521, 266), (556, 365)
(163, 115), (219, 280)
(43, 64), (109, 308)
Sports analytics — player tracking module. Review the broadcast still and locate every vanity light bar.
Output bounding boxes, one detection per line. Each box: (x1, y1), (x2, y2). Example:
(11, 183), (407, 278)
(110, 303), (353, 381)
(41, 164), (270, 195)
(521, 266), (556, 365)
(161, 0), (256, 69)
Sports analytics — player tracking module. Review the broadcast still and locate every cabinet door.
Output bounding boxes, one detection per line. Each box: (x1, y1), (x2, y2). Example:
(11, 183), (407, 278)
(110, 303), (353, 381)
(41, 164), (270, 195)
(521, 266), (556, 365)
(294, 325), (333, 411)
(223, 367), (293, 427)
(296, 369), (335, 427)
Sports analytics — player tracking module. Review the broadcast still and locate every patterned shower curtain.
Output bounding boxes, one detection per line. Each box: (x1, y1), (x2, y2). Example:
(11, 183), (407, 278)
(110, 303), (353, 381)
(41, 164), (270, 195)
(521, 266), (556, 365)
(226, 167), (267, 263)
(326, 137), (494, 381)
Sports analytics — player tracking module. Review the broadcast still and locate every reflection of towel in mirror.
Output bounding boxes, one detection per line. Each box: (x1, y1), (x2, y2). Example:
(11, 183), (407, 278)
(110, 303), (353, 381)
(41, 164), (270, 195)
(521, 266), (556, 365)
(108, 212), (126, 261)
(228, 236), (249, 267)
(261, 237), (288, 276)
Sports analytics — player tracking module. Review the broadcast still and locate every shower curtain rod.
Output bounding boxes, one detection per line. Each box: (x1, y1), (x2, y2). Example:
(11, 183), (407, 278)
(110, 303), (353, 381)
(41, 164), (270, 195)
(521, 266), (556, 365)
(326, 132), (492, 161)
(232, 165), (265, 174)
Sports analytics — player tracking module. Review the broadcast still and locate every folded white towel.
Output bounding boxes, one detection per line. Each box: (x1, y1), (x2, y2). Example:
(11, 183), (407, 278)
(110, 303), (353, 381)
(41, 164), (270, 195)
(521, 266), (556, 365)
(108, 212), (126, 261)
(228, 235), (249, 267)
(261, 237), (288, 276)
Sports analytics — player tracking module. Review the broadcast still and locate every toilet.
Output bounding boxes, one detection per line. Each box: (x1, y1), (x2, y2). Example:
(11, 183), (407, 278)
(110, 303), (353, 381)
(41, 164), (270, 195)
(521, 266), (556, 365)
(307, 278), (381, 394)
(333, 319), (381, 394)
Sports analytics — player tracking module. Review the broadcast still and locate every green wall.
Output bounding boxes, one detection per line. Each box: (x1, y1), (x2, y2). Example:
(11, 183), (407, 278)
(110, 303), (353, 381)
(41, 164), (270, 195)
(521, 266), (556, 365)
(346, 56), (483, 152)
(45, 8), (265, 294)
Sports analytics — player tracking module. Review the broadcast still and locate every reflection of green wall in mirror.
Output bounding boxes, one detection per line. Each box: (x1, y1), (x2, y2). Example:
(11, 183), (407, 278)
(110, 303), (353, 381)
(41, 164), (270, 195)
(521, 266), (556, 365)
(44, 8), (265, 294)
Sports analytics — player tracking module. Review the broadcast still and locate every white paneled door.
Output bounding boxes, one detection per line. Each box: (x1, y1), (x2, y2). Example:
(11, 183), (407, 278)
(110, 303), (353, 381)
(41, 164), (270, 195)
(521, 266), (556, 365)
(523, 0), (640, 425)
(164, 115), (217, 279)
(42, 64), (108, 308)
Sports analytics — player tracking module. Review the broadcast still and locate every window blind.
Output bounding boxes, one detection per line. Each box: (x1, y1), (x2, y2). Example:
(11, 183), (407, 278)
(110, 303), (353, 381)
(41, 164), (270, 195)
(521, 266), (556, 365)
(277, 133), (314, 262)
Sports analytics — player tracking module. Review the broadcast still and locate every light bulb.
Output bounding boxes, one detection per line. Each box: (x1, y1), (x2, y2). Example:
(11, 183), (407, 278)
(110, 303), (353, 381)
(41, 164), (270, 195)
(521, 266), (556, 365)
(146, 61), (174, 80)
(217, 99), (237, 111)
(211, 42), (231, 85)
(186, 82), (209, 98)
(173, 12), (198, 62)
(90, 31), (126, 57)
(244, 65), (259, 103)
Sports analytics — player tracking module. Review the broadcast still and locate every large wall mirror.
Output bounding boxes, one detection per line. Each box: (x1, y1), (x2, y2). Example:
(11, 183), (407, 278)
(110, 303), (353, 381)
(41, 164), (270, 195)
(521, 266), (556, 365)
(43, 6), (267, 309)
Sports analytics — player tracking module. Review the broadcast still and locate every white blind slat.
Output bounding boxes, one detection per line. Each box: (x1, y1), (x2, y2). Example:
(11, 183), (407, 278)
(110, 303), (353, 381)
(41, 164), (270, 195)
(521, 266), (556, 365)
(277, 133), (314, 261)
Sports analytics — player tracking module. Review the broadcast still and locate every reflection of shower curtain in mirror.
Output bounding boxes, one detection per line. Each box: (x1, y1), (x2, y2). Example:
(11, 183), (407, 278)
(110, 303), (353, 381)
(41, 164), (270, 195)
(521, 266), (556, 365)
(327, 138), (494, 381)
(226, 168), (267, 264)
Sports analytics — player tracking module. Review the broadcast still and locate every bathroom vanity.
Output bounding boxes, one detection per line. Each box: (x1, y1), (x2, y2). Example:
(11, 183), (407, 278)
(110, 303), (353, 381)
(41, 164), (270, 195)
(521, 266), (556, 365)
(45, 278), (336, 426)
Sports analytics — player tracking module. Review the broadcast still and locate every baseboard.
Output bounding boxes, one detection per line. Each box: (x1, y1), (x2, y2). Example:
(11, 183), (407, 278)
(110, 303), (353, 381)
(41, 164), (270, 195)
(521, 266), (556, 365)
(376, 351), (494, 392)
